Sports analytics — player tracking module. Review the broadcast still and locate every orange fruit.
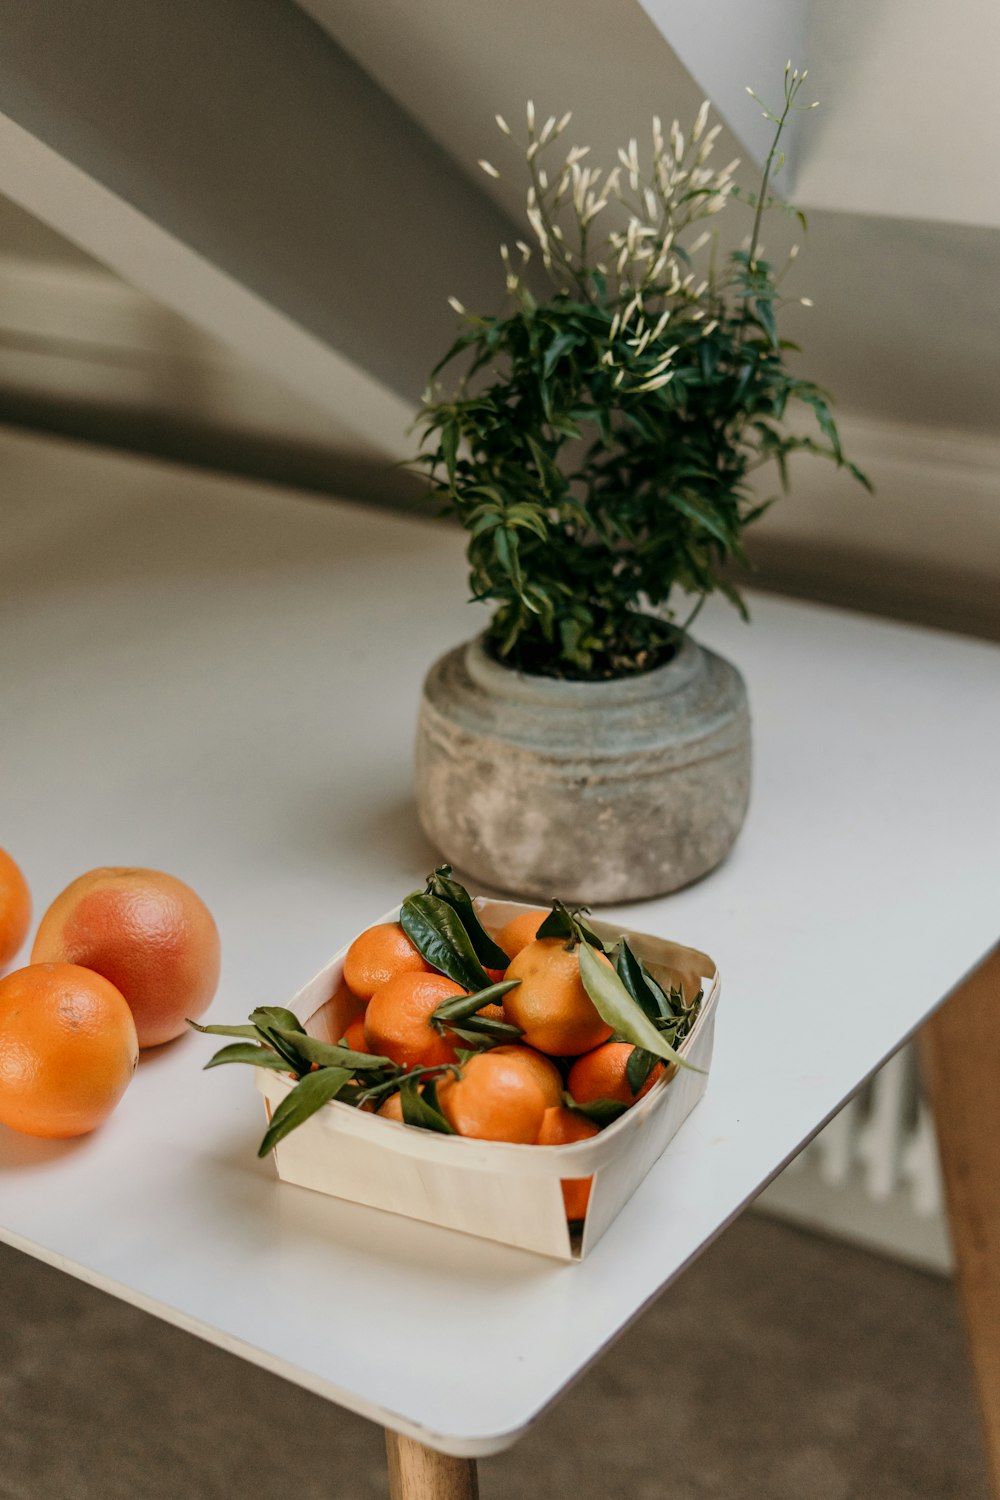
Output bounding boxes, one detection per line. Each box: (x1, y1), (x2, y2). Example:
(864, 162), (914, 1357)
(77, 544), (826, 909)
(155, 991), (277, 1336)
(489, 1044), (563, 1108)
(0, 848), (31, 971)
(343, 923), (431, 1000)
(31, 867), (220, 1050)
(567, 1041), (672, 1107)
(342, 1012), (368, 1052)
(377, 1091), (405, 1121)
(503, 939), (614, 1056)
(536, 1105), (599, 1221)
(494, 909), (548, 960)
(363, 971), (466, 1069)
(0, 962), (139, 1138)
(437, 1050), (547, 1143)
(476, 1003), (507, 1024)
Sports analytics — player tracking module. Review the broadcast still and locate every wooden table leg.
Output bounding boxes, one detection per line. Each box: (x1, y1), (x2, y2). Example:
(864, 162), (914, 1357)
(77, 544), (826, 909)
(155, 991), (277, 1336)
(921, 946), (1000, 1499)
(385, 1429), (479, 1500)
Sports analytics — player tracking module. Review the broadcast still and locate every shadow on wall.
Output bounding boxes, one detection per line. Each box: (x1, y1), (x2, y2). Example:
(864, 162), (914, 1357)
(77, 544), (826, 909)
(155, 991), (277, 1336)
(736, 535), (1000, 645)
(0, 389), (431, 514)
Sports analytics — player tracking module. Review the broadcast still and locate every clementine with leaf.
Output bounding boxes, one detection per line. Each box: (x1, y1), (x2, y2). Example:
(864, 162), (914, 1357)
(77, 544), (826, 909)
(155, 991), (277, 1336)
(503, 938), (614, 1056)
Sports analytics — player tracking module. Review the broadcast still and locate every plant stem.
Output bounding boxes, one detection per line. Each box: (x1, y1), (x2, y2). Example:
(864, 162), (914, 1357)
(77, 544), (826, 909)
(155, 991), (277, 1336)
(746, 75), (799, 272)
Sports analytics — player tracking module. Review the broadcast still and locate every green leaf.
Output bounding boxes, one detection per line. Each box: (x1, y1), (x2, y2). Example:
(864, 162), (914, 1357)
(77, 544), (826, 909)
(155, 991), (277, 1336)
(431, 979), (520, 1025)
(536, 900), (611, 953)
(248, 1009), (310, 1071)
(257, 1067), (353, 1156)
(668, 491), (735, 549)
(536, 904), (575, 942)
(423, 867), (510, 968)
(250, 1007), (306, 1035)
(564, 1093), (629, 1127)
(754, 296), (778, 347)
(204, 1042), (293, 1072)
(625, 1045), (662, 1096)
(441, 420), (459, 482)
(543, 329), (581, 377)
(270, 1028), (393, 1073)
(446, 1017), (524, 1044)
(577, 943), (704, 1072)
(399, 1076), (456, 1134)
(187, 1021), (262, 1041)
(400, 892), (491, 991)
(615, 940), (673, 1021)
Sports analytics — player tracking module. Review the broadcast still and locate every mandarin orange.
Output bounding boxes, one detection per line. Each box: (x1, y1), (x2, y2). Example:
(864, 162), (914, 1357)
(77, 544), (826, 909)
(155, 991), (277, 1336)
(437, 1050), (547, 1144)
(535, 1105), (599, 1220)
(476, 1003), (507, 1024)
(567, 1041), (672, 1107)
(377, 1091), (405, 1121)
(488, 1043), (563, 1108)
(343, 922), (430, 1000)
(0, 847), (31, 971)
(342, 1012), (368, 1052)
(503, 938), (614, 1056)
(0, 962), (139, 1138)
(494, 908), (548, 960)
(363, 971), (466, 1069)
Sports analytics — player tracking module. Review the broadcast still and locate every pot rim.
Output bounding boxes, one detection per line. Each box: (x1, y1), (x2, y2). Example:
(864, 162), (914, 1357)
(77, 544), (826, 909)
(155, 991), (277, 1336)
(463, 632), (703, 707)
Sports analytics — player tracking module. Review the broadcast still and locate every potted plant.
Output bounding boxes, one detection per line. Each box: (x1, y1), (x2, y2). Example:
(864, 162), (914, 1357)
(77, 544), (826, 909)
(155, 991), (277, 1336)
(412, 68), (868, 903)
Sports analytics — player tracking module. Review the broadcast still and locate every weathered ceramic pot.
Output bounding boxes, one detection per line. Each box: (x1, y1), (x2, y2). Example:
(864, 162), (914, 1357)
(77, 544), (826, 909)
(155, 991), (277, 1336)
(415, 634), (751, 904)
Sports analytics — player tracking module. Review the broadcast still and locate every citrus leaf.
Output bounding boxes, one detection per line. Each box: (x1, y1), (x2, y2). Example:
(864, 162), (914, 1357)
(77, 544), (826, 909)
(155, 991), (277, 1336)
(250, 1006), (306, 1034)
(399, 1076), (455, 1134)
(536, 904), (575, 942)
(446, 1017), (524, 1044)
(400, 892), (491, 991)
(537, 901), (610, 952)
(188, 1021), (262, 1041)
(625, 1045), (662, 1096)
(257, 1067), (353, 1156)
(615, 940), (675, 1020)
(204, 1043), (293, 1072)
(431, 979), (520, 1024)
(423, 867), (510, 968)
(248, 1012), (311, 1072)
(563, 1092), (628, 1127)
(577, 943), (704, 1072)
(271, 1028), (393, 1073)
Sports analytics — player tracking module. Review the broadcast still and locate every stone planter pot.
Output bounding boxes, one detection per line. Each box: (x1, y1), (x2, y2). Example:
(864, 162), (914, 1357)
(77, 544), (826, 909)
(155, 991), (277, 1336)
(415, 635), (751, 904)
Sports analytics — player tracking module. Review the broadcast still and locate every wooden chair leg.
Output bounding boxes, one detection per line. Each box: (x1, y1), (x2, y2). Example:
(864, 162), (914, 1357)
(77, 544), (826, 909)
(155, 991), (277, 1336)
(921, 946), (1000, 1499)
(385, 1429), (479, 1500)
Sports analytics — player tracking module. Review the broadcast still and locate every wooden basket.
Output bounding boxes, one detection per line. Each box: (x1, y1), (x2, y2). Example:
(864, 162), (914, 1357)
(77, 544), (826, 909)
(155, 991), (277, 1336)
(256, 899), (720, 1260)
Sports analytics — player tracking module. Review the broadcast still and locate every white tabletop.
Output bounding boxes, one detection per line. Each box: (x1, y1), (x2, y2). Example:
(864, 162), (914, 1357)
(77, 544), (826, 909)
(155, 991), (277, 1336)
(2, 427), (999, 1457)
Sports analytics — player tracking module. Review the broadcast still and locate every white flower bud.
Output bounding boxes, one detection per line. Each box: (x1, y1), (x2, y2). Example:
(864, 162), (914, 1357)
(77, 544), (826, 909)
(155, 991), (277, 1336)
(478, 159), (500, 178)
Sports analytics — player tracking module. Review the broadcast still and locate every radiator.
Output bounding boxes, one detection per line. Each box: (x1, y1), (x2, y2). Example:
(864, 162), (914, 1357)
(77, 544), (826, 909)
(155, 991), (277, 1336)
(754, 1042), (953, 1273)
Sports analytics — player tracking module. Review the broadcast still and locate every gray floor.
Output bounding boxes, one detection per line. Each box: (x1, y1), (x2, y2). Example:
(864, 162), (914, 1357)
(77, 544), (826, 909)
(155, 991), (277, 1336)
(0, 1215), (988, 1500)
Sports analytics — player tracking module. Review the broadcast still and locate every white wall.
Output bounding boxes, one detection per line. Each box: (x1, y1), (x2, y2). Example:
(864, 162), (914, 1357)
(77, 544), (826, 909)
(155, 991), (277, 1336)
(635, 0), (814, 167)
(795, 0), (1000, 227)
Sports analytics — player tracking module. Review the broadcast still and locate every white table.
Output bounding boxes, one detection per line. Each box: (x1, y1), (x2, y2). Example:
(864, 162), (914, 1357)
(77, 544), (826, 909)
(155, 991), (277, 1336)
(2, 427), (998, 1496)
